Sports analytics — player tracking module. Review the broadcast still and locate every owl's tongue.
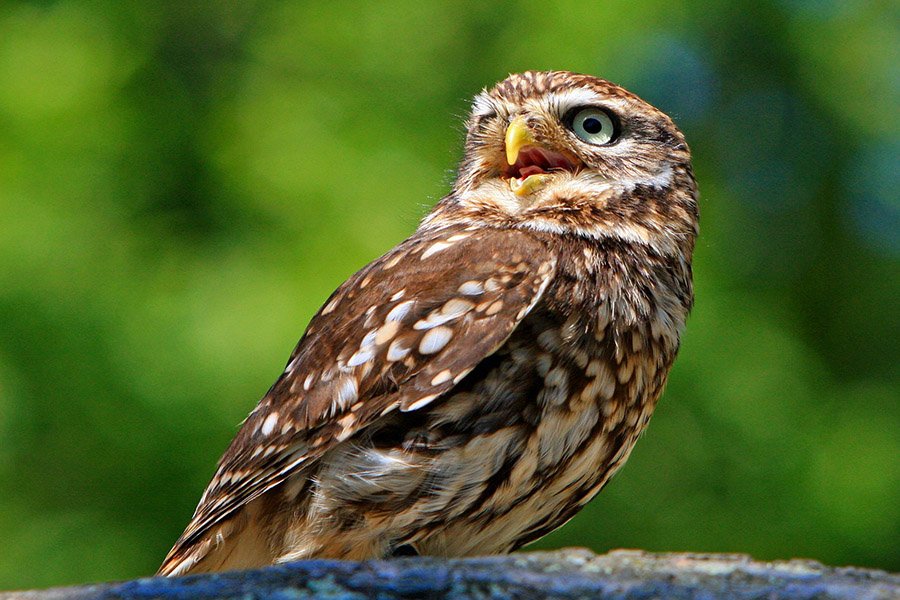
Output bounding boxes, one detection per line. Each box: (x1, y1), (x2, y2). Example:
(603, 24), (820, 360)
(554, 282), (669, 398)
(518, 164), (547, 178)
(507, 146), (575, 180)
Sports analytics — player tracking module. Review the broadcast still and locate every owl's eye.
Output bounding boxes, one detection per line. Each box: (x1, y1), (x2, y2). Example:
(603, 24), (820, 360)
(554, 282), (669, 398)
(567, 107), (617, 145)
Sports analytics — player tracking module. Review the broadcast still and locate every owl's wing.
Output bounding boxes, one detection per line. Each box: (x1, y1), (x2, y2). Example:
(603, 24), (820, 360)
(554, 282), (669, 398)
(159, 225), (556, 573)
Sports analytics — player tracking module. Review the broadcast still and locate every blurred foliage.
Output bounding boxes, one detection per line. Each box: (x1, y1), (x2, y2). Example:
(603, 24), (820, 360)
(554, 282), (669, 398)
(0, 0), (897, 590)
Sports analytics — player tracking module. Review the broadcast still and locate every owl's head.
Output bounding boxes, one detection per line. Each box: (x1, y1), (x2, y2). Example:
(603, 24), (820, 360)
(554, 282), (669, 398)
(430, 71), (698, 257)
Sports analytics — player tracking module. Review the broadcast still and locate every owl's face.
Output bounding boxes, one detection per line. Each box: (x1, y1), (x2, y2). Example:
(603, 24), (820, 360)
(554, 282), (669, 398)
(440, 71), (697, 255)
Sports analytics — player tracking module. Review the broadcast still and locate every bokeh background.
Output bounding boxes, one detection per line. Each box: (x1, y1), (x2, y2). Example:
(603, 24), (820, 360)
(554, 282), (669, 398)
(0, 0), (897, 589)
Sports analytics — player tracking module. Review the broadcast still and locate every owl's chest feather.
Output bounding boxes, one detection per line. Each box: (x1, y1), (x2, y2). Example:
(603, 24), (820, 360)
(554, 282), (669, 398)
(404, 254), (686, 554)
(486, 241), (687, 513)
(532, 240), (686, 407)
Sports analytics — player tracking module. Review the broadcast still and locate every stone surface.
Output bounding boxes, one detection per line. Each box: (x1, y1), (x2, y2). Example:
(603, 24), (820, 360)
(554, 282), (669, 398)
(1, 549), (897, 600)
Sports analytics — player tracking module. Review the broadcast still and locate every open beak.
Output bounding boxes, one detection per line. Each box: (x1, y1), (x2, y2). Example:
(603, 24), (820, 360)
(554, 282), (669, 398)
(503, 116), (578, 196)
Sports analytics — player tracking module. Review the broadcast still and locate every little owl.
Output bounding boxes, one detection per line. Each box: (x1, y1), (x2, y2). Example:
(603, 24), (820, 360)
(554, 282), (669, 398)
(158, 70), (698, 576)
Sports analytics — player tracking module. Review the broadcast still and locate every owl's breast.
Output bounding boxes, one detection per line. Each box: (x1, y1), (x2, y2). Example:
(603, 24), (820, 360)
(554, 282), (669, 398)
(403, 299), (677, 555)
(463, 238), (690, 548)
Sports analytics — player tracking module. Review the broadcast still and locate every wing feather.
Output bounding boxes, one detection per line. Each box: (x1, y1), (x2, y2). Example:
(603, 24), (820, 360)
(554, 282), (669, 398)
(159, 225), (556, 573)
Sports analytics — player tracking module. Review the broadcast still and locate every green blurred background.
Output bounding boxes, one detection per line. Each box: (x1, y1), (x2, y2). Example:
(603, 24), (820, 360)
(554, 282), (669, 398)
(0, 0), (897, 589)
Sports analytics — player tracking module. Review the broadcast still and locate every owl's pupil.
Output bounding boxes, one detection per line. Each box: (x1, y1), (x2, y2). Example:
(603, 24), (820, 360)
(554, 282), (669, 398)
(583, 118), (603, 134)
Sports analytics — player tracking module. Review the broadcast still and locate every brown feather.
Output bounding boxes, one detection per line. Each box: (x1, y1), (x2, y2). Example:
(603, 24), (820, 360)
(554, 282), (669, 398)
(159, 70), (698, 576)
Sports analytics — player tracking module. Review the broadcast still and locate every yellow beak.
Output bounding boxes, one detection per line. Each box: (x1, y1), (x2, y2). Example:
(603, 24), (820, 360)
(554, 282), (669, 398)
(505, 116), (534, 165)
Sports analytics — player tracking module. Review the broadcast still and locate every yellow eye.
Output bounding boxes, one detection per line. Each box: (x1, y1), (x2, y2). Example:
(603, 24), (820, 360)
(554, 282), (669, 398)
(569, 107), (617, 145)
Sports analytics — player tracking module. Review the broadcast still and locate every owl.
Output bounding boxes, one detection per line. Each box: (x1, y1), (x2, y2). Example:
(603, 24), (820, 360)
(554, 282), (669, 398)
(158, 70), (698, 576)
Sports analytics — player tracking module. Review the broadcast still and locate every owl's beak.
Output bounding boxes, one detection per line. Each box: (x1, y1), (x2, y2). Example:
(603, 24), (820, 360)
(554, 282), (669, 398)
(505, 116), (546, 196)
(503, 116), (577, 196)
(505, 116), (533, 166)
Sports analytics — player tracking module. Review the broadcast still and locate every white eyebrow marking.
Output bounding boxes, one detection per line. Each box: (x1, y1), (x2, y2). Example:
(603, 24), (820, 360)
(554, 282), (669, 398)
(547, 87), (602, 115)
(471, 91), (496, 118)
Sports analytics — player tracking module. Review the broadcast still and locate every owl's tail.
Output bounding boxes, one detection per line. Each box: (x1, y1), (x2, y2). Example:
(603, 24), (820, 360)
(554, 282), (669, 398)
(157, 501), (273, 577)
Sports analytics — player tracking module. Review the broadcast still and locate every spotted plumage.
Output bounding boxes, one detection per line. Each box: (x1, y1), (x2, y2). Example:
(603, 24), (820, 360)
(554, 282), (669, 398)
(159, 70), (698, 576)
